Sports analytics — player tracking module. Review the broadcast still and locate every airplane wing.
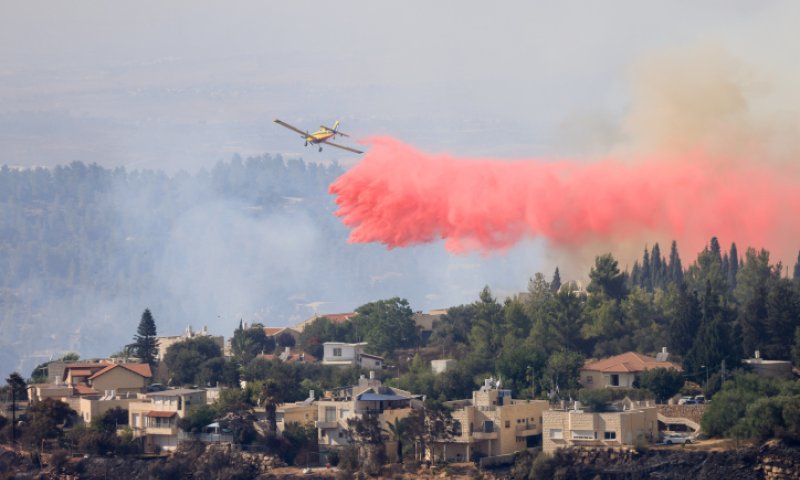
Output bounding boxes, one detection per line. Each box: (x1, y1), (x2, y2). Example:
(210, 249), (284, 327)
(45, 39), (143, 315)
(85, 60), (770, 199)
(323, 140), (363, 154)
(321, 125), (350, 137)
(273, 119), (308, 137)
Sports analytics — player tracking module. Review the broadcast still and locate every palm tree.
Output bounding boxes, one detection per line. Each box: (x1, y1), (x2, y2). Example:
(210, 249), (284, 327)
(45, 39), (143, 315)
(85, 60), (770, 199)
(258, 379), (281, 437)
(384, 418), (406, 464)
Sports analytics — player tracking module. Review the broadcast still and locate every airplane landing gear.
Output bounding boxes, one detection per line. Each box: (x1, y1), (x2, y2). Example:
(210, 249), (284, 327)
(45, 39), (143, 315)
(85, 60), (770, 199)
(318, 146), (323, 152)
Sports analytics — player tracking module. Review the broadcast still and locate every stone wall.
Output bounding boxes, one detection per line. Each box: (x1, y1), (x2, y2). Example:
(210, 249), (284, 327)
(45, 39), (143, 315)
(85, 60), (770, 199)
(657, 404), (706, 424)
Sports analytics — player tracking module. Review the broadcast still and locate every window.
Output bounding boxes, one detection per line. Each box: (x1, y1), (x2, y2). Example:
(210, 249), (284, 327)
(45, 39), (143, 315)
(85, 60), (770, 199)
(604, 431), (617, 440)
(333, 348), (342, 357)
(571, 430), (597, 440)
(325, 407), (336, 422)
(505, 420), (511, 429)
(483, 421), (494, 433)
(549, 429), (563, 439)
(340, 409), (349, 419)
(453, 421), (462, 436)
(610, 374), (620, 386)
(586, 375), (593, 384)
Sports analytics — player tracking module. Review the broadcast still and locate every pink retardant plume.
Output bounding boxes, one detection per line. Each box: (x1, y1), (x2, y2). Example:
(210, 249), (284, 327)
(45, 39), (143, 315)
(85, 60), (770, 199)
(329, 137), (800, 255)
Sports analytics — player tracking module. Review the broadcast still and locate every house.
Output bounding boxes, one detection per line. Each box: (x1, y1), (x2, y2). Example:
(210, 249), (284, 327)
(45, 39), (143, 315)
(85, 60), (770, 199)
(295, 312), (356, 332)
(156, 325), (224, 361)
(78, 394), (137, 424)
(275, 393), (318, 432)
(440, 378), (550, 462)
(542, 398), (658, 454)
(316, 373), (423, 459)
(128, 388), (207, 452)
(28, 361), (152, 402)
(580, 349), (682, 389)
(321, 342), (384, 370)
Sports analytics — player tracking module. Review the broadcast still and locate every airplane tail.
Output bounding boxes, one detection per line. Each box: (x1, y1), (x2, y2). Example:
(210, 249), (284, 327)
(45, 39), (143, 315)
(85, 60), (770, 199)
(332, 120), (340, 133)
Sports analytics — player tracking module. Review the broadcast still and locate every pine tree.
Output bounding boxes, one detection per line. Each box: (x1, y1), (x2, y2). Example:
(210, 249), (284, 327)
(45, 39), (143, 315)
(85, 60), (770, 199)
(793, 250), (800, 286)
(630, 261), (641, 289)
(132, 308), (159, 368)
(550, 267), (562, 293)
(668, 283), (701, 357)
(668, 240), (683, 285)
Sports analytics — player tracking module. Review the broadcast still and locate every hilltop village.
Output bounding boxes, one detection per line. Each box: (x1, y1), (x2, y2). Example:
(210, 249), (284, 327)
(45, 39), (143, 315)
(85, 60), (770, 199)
(3, 239), (800, 479)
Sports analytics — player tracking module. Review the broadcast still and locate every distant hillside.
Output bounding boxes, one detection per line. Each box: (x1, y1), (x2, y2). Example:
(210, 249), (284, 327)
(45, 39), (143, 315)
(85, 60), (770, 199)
(0, 156), (481, 378)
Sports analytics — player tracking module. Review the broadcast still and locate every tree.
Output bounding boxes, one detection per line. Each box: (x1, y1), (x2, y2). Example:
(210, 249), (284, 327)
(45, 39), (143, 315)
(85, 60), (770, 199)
(468, 287), (505, 358)
(231, 321), (275, 364)
(6, 372), (27, 401)
(384, 418), (407, 463)
(587, 254), (627, 301)
(275, 331), (296, 349)
(132, 308), (159, 368)
(404, 402), (455, 463)
(345, 412), (387, 474)
(20, 398), (76, 448)
(735, 248), (778, 356)
(764, 278), (800, 359)
(639, 368), (684, 403)
(258, 379), (281, 437)
(543, 349), (584, 392)
(98, 406), (128, 432)
(352, 297), (418, 355)
(667, 283), (701, 356)
(164, 336), (223, 386)
(550, 267), (562, 293)
(668, 240), (683, 285)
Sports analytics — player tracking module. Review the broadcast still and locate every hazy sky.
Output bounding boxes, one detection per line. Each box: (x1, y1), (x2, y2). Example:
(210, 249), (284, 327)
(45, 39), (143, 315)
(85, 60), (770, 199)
(2, 1), (797, 170)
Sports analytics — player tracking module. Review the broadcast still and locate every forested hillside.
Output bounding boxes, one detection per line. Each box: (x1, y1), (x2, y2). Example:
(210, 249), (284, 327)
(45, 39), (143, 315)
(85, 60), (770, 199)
(0, 156), (463, 377)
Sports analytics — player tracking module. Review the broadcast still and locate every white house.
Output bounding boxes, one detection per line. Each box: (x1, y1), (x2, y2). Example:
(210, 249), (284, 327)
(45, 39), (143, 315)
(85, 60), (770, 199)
(322, 342), (384, 370)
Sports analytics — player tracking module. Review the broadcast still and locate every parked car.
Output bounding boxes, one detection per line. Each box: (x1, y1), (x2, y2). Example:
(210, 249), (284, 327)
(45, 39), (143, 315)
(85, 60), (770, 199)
(677, 396), (697, 405)
(694, 395), (706, 404)
(662, 434), (694, 445)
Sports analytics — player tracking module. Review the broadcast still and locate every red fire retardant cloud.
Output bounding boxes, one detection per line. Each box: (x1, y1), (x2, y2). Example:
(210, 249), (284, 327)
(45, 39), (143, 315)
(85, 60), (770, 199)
(329, 137), (800, 255)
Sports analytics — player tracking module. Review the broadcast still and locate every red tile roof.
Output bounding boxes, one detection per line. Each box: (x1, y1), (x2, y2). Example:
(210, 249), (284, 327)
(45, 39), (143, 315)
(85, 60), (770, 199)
(263, 327), (284, 336)
(70, 369), (94, 377)
(87, 362), (152, 380)
(120, 363), (153, 378)
(146, 411), (177, 418)
(582, 352), (682, 374)
(74, 385), (99, 395)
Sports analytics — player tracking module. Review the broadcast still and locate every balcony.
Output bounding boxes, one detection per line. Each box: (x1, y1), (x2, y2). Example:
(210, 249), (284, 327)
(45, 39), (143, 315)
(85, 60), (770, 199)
(144, 426), (178, 436)
(471, 430), (498, 440)
(516, 424), (539, 436)
(316, 420), (339, 429)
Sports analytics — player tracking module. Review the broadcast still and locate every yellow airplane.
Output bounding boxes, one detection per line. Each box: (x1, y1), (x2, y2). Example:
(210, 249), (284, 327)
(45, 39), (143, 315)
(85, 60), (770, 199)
(273, 119), (364, 154)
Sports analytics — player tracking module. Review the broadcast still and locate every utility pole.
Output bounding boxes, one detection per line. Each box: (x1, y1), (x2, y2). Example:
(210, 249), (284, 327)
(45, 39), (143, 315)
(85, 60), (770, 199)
(11, 386), (16, 445)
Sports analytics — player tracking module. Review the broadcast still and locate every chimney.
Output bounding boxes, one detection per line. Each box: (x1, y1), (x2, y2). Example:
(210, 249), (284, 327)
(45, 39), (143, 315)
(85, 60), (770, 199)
(755, 350), (761, 359)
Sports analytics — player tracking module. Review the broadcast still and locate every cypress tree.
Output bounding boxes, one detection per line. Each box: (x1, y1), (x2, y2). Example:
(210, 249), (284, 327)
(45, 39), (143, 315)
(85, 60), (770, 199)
(651, 243), (663, 290)
(641, 247), (652, 291)
(793, 250), (800, 285)
(668, 240), (683, 285)
(551, 267), (562, 293)
(709, 237), (722, 265)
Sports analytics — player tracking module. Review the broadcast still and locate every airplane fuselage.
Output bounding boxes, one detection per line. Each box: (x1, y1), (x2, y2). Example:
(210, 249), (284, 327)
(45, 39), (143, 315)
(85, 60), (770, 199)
(305, 129), (336, 144)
